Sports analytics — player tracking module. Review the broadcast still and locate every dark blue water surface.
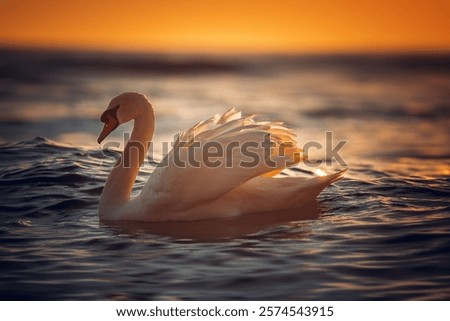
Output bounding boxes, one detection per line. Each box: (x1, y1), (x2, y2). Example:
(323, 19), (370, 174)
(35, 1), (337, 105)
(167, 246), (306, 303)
(0, 49), (449, 300)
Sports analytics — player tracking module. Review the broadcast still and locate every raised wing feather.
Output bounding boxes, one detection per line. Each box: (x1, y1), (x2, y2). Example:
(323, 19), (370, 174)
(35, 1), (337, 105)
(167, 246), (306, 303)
(141, 108), (302, 216)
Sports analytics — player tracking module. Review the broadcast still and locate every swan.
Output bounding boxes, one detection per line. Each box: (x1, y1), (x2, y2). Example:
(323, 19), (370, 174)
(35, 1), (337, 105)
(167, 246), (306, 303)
(97, 92), (345, 222)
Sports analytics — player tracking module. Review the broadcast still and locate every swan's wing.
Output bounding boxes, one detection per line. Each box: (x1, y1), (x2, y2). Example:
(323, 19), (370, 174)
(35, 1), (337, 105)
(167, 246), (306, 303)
(168, 169), (346, 220)
(218, 169), (347, 215)
(142, 108), (302, 212)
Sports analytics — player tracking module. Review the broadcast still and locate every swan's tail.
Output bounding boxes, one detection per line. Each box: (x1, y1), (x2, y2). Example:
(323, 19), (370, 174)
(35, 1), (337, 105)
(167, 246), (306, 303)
(299, 168), (347, 200)
(327, 168), (348, 184)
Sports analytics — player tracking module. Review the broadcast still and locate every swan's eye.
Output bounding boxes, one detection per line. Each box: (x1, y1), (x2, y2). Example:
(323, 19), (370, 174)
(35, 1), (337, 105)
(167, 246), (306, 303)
(97, 106), (120, 144)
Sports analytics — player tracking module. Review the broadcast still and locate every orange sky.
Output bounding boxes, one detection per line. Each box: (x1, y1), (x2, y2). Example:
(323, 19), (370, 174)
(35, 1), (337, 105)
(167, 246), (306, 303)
(0, 0), (449, 53)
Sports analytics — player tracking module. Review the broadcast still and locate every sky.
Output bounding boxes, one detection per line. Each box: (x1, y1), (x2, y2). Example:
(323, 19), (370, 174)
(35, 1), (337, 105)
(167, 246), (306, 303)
(0, 0), (449, 53)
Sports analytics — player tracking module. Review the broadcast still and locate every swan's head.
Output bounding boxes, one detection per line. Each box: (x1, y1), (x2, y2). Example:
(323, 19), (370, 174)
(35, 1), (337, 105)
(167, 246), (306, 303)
(97, 92), (152, 143)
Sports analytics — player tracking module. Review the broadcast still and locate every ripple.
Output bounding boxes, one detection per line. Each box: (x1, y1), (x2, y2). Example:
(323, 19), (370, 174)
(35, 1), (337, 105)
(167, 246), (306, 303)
(0, 138), (449, 300)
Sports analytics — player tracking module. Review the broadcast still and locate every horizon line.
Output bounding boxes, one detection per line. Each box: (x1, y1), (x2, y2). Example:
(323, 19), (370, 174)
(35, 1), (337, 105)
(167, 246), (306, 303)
(1, 41), (449, 57)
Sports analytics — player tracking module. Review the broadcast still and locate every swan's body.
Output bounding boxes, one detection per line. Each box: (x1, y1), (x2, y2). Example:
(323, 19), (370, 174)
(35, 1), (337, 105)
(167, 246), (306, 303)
(98, 92), (345, 222)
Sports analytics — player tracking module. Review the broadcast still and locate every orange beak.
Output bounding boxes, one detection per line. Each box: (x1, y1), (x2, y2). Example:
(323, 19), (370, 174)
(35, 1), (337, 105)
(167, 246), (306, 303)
(97, 106), (120, 144)
(97, 121), (115, 144)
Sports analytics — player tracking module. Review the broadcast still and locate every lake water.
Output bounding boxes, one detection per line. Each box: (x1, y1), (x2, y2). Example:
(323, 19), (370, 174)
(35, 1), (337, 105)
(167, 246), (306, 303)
(0, 49), (449, 300)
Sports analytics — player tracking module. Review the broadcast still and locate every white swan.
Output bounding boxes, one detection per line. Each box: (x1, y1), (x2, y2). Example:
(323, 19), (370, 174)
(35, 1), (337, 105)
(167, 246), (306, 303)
(97, 92), (345, 222)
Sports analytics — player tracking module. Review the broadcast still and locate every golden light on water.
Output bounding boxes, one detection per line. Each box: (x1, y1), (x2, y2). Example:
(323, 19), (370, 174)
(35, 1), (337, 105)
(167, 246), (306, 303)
(314, 168), (328, 177)
(1, 0), (449, 53)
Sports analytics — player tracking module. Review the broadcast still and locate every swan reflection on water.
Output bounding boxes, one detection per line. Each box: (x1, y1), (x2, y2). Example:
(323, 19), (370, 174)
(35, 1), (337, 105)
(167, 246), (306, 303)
(103, 200), (321, 242)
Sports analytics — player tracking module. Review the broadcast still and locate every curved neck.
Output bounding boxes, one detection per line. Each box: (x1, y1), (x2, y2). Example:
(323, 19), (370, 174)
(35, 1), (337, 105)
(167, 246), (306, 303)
(100, 106), (155, 219)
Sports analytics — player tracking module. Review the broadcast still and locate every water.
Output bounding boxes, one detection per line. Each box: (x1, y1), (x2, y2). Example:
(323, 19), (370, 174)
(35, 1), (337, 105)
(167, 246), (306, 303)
(0, 49), (449, 300)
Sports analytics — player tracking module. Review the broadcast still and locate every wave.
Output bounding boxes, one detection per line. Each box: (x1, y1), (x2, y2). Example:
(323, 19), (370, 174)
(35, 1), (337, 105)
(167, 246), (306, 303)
(302, 103), (450, 120)
(1, 137), (449, 299)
